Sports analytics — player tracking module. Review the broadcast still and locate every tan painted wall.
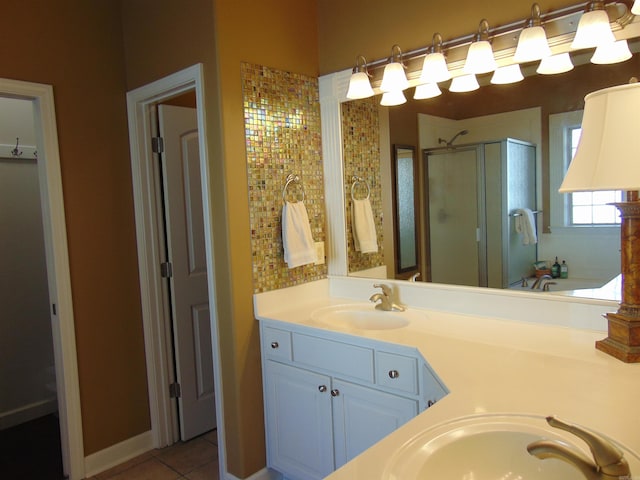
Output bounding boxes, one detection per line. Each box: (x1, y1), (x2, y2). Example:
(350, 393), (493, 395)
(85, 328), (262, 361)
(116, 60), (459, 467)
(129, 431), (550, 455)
(121, 0), (319, 476)
(318, 0), (579, 74)
(0, 0), (149, 455)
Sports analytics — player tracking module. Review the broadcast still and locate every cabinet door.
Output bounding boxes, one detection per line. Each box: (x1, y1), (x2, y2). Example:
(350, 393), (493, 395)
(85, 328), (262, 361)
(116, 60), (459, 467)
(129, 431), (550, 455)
(331, 379), (418, 468)
(264, 361), (334, 480)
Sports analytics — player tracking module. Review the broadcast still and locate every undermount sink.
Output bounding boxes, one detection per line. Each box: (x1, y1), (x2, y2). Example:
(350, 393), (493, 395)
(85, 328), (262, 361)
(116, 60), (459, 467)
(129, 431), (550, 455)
(382, 414), (640, 480)
(310, 303), (424, 330)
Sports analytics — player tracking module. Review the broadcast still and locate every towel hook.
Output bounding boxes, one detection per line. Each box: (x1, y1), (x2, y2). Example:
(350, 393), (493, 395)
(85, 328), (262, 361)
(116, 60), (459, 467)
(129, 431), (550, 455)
(350, 175), (371, 201)
(282, 173), (306, 204)
(11, 137), (23, 158)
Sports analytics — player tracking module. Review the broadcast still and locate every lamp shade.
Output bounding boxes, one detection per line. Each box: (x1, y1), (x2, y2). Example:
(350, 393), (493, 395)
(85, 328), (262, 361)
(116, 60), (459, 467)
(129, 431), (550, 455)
(463, 40), (497, 74)
(514, 25), (551, 63)
(536, 52), (574, 75)
(380, 62), (409, 92)
(490, 64), (524, 85)
(414, 82), (441, 100)
(380, 89), (407, 106)
(633, 0), (640, 15)
(571, 8), (615, 50)
(346, 71), (374, 99)
(560, 82), (640, 193)
(591, 40), (632, 65)
(449, 74), (479, 92)
(419, 52), (451, 84)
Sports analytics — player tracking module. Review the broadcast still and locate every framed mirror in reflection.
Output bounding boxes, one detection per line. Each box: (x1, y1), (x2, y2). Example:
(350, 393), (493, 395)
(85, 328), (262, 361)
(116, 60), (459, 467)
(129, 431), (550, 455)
(392, 144), (419, 275)
(336, 50), (639, 298)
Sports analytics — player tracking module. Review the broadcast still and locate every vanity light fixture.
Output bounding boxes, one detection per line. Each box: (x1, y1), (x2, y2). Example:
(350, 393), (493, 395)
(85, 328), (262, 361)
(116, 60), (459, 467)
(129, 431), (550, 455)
(419, 33), (451, 84)
(463, 19), (497, 75)
(490, 64), (525, 84)
(559, 80), (640, 363)
(536, 52), (574, 74)
(449, 74), (480, 92)
(413, 82), (442, 100)
(571, 1), (615, 50)
(590, 39), (633, 64)
(514, 3), (552, 63)
(346, 55), (375, 100)
(380, 45), (409, 93)
(380, 89), (407, 106)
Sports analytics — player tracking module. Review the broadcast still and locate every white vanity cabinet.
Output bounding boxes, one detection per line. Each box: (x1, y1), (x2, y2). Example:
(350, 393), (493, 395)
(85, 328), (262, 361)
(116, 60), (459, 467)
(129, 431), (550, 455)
(260, 320), (447, 480)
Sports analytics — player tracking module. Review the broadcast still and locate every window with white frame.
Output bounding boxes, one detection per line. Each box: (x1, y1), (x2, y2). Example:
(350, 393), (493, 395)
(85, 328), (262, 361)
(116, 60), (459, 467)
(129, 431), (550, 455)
(566, 126), (622, 225)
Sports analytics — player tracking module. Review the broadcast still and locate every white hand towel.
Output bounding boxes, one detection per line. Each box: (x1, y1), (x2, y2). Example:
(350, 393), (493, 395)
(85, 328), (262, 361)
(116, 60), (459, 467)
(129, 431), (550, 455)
(514, 208), (537, 245)
(352, 198), (378, 254)
(282, 201), (317, 268)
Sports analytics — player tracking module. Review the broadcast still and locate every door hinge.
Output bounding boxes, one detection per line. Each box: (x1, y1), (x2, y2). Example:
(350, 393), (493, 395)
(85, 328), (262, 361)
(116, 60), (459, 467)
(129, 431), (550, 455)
(160, 261), (173, 278)
(151, 136), (164, 154)
(169, 382), (181, 399)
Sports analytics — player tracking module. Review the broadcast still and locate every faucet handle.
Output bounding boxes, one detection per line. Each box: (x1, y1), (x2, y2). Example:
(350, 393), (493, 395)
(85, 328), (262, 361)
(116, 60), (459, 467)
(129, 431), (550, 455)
(545, 416), (629, 476)
(373, 283), (392, 296)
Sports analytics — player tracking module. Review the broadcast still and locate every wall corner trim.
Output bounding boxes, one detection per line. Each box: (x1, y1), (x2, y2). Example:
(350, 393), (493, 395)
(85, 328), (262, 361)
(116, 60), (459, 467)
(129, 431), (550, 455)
(84, 430), (153, 478)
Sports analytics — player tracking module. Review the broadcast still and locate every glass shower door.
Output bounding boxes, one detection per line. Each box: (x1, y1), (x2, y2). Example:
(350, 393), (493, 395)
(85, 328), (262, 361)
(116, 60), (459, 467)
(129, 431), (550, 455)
(425, 147), (484, 286)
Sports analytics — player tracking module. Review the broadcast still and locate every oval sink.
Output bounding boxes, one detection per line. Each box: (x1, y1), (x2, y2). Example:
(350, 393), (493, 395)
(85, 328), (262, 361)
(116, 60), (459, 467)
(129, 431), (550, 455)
(382, 414), (640, 480)
(310, 303), (424, 330)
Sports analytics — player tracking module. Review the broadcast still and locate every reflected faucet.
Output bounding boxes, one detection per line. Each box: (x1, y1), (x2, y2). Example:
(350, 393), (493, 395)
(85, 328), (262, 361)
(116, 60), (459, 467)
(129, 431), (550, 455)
(369, 283), (406, 312)
(531, 274), (553, 289)
(527, 416), (631, 480)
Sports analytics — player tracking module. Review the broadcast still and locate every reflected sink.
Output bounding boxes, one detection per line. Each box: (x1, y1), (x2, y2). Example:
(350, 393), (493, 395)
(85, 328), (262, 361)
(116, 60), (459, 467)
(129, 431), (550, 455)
(382, 414), (640, 480)
(310, 303), (424, 330)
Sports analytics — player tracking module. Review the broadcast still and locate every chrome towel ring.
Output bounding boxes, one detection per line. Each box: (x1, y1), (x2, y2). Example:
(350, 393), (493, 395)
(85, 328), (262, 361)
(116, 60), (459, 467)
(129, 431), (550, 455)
(350, 175), (371, 200)
(282, 173), (306, 204)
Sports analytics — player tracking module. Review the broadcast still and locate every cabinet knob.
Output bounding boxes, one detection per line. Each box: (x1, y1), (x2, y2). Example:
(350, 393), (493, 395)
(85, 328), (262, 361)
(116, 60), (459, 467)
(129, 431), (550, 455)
(388, 369), (400, 379)
(270, 341), (279, 349)
(318, 385), (327, 393)
(427, 399), (436, 408)
(330, 389), (340, 397)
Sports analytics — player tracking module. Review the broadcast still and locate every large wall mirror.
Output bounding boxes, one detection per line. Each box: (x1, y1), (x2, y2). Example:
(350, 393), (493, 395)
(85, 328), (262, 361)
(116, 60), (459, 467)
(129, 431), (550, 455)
(320, 36), (640, 300)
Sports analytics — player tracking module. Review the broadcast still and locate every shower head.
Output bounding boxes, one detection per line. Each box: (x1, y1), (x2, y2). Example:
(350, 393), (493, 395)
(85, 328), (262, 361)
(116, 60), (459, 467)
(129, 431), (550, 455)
(447, 129), (469, 147)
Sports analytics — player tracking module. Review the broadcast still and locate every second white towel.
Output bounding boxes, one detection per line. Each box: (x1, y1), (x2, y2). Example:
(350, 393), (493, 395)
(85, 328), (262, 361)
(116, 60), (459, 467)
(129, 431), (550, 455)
(282, 201), (317, 268)
(514, 208), (537, 245)
(352, 198), (378, 254)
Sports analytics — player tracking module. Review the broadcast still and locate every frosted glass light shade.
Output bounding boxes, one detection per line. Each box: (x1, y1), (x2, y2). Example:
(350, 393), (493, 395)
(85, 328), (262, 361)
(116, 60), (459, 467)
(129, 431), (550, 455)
(490, 64), (524, 84)
(591, 40), (632, 65)
(463, 40), (497, 74)
(414, 82), (442, 100)
(536, 53), (574, 74)
(514, 26), (551, 63)
(571, 9), (615, 50)
(380, 89), (407, 106)
(380, 62), (409, 92)
(346, 71), (374, 99)
(633, 0), (640, 15)
(419, 52), (451, 84)
(449, 74), (479, 92)
(560, 82), (640, 192)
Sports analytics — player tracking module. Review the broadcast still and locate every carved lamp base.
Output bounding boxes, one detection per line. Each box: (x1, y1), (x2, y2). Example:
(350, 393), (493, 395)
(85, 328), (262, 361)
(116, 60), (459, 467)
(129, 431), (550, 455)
(596, 311), (640, 363)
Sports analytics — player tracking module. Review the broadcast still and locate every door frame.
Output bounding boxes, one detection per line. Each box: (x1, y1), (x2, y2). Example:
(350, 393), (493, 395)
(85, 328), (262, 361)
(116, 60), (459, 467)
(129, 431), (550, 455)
(126, 64), (227, 472)
(0, 78), (84, 479)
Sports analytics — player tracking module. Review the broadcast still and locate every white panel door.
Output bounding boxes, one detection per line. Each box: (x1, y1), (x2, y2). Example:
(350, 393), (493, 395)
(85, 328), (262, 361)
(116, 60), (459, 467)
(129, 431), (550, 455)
(331, 379), (417, 469)
(158, 105), (215, 441)
(264, 361), (334, 480)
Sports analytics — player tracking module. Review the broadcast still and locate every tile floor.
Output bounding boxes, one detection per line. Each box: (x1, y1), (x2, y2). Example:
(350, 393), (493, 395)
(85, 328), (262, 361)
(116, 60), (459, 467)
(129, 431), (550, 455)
(86, 429), (219, 480)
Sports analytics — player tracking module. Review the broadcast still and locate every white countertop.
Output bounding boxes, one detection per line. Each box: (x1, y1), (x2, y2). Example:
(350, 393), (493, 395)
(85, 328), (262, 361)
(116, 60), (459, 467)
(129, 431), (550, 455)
(254, 278), (640, 480)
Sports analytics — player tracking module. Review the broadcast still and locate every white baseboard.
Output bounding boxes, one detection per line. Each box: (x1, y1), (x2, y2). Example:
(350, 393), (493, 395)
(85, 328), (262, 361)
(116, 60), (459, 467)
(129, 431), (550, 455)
(0, 397), (58, 430)
(84, 430), (153, 478)
(225, 467), (282, 480)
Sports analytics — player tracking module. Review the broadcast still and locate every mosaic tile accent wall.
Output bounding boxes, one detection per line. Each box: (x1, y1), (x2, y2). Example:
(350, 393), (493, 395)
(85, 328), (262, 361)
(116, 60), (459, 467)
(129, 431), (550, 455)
(241, 63), (327, 293)
(341, 98), (385, 273)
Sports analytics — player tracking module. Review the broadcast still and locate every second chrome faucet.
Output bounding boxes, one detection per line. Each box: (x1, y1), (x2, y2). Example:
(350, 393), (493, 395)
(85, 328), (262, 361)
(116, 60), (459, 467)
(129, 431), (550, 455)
(369, 283), (406, 312)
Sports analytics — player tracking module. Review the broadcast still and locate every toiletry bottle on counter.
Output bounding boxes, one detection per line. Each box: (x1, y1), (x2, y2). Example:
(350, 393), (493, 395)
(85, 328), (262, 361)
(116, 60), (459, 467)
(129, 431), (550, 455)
(552, 257), (561, 278)
(560, 260), (568, 279)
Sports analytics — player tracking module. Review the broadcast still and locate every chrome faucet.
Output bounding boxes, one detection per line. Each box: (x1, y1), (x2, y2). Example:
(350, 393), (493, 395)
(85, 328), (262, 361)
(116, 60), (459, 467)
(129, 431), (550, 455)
(527, 416), (631, 480)
(409, 272), (421, 282)
(531, 274), (553, 289)
(369, 283), (406, 312)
